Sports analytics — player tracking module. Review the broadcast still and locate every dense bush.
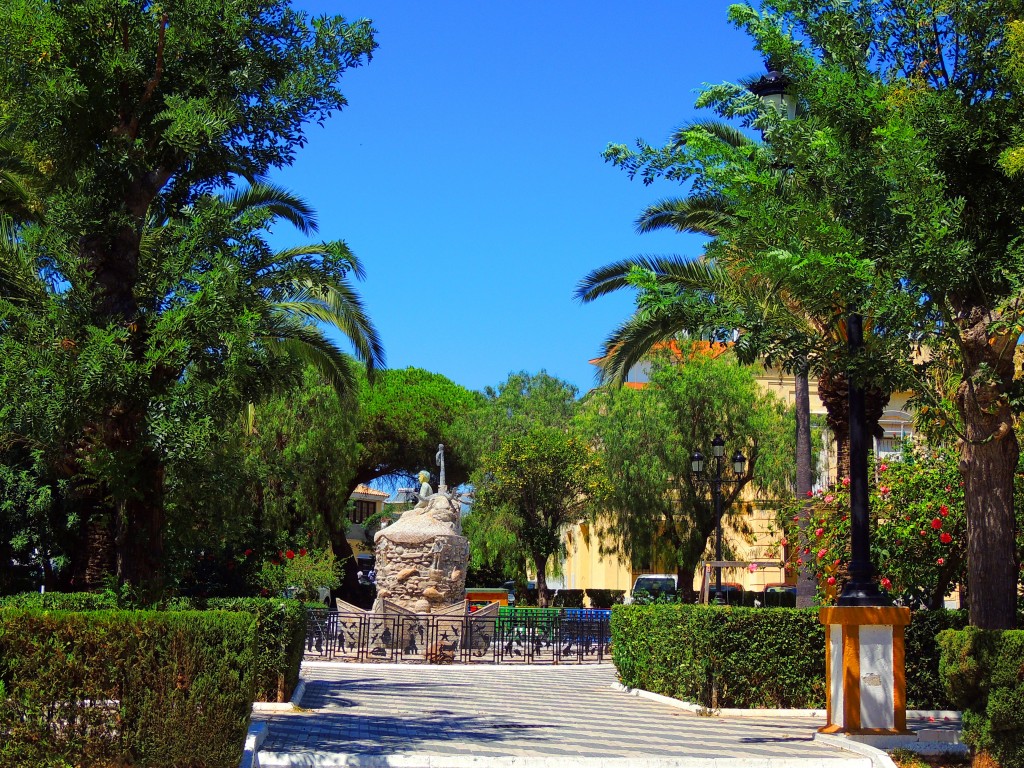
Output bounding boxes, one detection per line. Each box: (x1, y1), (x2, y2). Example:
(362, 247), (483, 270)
(0, 608), (256, 768)
(613, 604), (962, 710)
(612, 604), (825, 708)
(906, 610), (968, 710)
(0, 591), (120, 610)
(552, 589), (586, 608)
(1, 592), (306, 702)
(169, 596), (306, 702)
(585, 589), (625, 608)
(939, 627), (1024, 768)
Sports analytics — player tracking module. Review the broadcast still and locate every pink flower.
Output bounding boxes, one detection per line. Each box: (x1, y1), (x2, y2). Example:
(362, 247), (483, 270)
(881, 577), (892, 590)
(815, 528), (824, 538)
(796, 557), (803, 565)
(827, 576), (836, 585)
(879, 463), (888, 472)
(780, 538), (788, 546)
(920, 530), (928, 537)
(817, 548), (827, 559)
(824, 494), (835, 504)
(945, 486), (952, 493)
(804, 547), (811, 554)
(937, 557), (945, 566)
(931, 518), (943, 530)
(879, 485), (890, 496)
(940, 532), (953, 544)
(299, 547), (307, 556)
(807, 490), (814, 497)
(939, 505), (949, 517)
(841, 477), (850, 487)
(834, 559), (841, 566)
(748, 563), (758, 573)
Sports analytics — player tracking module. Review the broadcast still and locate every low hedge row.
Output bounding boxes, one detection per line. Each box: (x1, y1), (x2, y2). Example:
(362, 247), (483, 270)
(611, 604), (966, 710)
(585, 589), (626, 608)
(1, 592), (307, 702)
(939, 627), (1024, 768)
(0, 608), (256, 768)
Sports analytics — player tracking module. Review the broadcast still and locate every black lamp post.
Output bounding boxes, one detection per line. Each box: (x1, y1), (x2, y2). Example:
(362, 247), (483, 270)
(837, 313), (890, 606)
(691, 434), (747, 604)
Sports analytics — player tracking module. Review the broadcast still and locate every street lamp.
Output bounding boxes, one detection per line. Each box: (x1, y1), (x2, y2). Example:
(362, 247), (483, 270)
(747, 58), (796, 122)
(691, 434), (747, 604)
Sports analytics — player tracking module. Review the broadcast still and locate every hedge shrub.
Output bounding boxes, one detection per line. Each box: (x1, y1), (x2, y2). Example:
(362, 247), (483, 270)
(168, 596), (306, 702)
(612, 604), (962, 710)
(585, 589), (625, 608)
(612, 604), (825, 708)
(552, 589), (586, 608)
(1, 593), (307, 703)
(939, 627), (1024, 768)
(0, 608), (256, 768)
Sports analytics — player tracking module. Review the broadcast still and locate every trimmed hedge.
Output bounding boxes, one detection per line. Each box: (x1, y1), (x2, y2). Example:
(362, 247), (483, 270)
(1, 592), (307, 702)
(0, 608), (256, 768)
(612, 604), (963, 710)
(585, 589), (625, 609)
(552, 589), (586, 608)
(939, 627), (1024, 768)
(612, 604), (825, 708)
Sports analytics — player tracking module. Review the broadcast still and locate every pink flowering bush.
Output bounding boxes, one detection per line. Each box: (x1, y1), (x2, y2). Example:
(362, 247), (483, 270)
(777, 443), (966, 608)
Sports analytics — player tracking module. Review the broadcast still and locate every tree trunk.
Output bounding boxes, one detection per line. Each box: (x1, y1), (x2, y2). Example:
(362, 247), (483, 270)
(794, 369), (817, 608)
(534, 554), (549, 608)
(818, 368), (850, 481)
(326, 517), (363, 605)
(677, 562), (696, 604)
(956, 318), (1019, 629)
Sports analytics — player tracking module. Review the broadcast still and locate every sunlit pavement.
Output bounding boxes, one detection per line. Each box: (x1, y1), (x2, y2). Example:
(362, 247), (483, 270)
(253, 662), (871, 767)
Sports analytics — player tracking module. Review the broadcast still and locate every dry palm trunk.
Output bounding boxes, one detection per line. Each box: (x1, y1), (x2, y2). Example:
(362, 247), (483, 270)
(817, 368), (889, 480)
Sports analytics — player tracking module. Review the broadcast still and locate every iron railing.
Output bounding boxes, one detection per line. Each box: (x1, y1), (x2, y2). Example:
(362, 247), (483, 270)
(305, 607), (611, 664)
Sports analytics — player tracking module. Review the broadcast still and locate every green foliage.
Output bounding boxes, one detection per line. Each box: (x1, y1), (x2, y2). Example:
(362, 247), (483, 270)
(585, 589), (625, 609)
(0, 592), (306, 703)
(254, 548), (340, 604)
(578, 348), (793, 591)
(615, 604), (961, 710)
(0, 608), (257, 767)
(939, 627), (1024, 767)
(611, 604), (825, 709)
(356, 366), (482, 489)
(777, 444), (967, 609)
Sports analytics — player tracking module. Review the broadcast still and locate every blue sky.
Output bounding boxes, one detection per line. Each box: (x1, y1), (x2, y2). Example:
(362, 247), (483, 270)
(273, 1), (763, 394)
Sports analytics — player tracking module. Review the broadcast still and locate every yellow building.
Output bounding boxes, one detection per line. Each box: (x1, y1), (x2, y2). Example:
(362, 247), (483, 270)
(559, 351), (915, 598)
(346, 484), (390, 558)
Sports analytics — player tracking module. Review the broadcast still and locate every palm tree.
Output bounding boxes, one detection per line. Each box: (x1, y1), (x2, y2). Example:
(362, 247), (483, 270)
(577, 121), (890, 480)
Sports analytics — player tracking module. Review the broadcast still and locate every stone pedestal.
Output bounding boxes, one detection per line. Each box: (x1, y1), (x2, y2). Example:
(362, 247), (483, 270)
(372, 493), (469, 613)
(819, 606), (912, 735)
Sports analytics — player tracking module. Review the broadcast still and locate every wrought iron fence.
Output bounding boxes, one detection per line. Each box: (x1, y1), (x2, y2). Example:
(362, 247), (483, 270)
(305, 607), (611, 664)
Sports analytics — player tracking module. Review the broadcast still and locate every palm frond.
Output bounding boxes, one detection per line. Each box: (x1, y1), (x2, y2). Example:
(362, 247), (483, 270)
(0, 216), (45, 303)
(668, 119), (755, 151)
(223, 182), (318, 236)
(635, 193), (737, 236)
(260, 316), (358, 396)
(272, 279), (385, 372)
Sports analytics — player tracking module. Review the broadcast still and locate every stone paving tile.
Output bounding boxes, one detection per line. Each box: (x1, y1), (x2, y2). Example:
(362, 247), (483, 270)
(254, 663), (865, 762)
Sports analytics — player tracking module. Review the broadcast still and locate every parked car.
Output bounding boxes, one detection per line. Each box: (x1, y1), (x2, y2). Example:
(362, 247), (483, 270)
(625, 574), (677, 604)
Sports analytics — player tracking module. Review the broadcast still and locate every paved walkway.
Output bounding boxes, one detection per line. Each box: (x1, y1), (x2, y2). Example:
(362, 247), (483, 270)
(253, 662), (871, 767)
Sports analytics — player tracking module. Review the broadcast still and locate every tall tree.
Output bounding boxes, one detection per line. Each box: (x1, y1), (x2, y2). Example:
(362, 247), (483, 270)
(0, 0), (377, 592)
(716, 1), (1024, 628)
(578, 347), (793, 601)
(462, 371), (590, 606)
(468, 425), (607, 608)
